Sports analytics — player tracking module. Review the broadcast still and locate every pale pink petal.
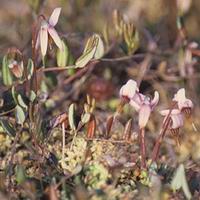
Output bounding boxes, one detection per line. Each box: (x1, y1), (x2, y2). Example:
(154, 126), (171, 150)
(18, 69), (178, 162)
(137, 92), (146, 102)
(188, 42), (198, 49)
(151, 91), (159, 109)
(184, 99), (193, 108)
(49, 7), (61, 27)
(169, 109), (181, 115)
(173, 88), (193, 110)
(173, 88), (186, 102)
(48, 27), (63, 50)
(178, 99), (193, 110)
(40, 23), (48, 56)
(171, 113), (184, 129)
(119, 79), (138, 99)
(160, 109), (180, 116)
(130, 99), (140, 112)
(160, 109), (170, 116)
(177, 0), (192, 13)
(138, 105), (151, 128)
(132, 92), (145, 105)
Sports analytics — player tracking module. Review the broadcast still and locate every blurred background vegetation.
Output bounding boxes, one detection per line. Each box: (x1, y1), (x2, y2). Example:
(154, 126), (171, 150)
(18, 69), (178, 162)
(1, 0), (200, 53)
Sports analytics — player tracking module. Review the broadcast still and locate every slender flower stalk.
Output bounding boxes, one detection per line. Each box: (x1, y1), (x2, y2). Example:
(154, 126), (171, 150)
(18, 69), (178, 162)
(139, 128), (146, 168)
(152, 112), (171, 162)
(62, 122), (65, 161)
(151, 106), (176, 162)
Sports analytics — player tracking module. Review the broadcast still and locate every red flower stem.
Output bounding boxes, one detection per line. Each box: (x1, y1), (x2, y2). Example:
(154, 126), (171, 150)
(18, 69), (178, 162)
(151, 117), (171, 162)
(151, 102), (177, 162)
(139, 128), (146, 169)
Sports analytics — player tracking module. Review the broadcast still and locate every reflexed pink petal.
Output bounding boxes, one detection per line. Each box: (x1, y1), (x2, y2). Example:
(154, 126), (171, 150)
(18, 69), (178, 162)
(49, 7), (61, 27)
(48, 27), (63, 50)
(138, 105), (151, 128)
(178, 99), (193, 111)
(160, 109), (180, 116)
(173, 88), (193, 110)
(119, 79), (138, 99)
(184, 99), (193, 108)
(171, 113), (184, 129)
(173, 88), (186, 102)
(137, 93), (146, 103)
(40, 23), (48, 56)
(151, 91), (159, 109)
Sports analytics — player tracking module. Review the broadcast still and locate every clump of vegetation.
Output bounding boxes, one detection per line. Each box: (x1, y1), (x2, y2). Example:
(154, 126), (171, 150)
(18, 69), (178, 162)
(0, 1), (200, 199)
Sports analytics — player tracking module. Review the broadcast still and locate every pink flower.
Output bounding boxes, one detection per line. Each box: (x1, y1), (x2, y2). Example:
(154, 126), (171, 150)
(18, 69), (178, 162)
(173, 88), (193, 112)
(36, 8), (63, 56)
(130, 91), (159, 128)
(119, 79), (139, 100)
(160, 109), (184, 129)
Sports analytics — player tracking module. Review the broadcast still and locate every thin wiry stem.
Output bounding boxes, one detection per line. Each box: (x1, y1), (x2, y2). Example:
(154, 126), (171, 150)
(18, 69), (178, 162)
(62, 122), (65, 161)
(139, 128), (146, 169)
(151, 102), (177, 162)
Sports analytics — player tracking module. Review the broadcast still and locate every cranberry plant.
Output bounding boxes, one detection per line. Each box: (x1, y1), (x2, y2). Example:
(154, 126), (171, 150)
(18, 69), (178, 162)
(0, 3), (199, 199)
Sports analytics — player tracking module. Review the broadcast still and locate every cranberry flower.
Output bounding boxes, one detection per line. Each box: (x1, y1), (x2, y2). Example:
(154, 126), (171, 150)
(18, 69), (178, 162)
(36, 7), (63, 56)
(160, 109), (184, 130)
(173, 88), (193, 113)
(130, 91), (159, 128)
(119, 79), (139, 100)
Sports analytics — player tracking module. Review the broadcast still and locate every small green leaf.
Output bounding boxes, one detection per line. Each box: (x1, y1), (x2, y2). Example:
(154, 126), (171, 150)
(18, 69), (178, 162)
(17, 94), (28, 110)
(75, 45), (96, 68)
(2, 55), (13, 86)
(29, 90), (36, 102)
(57, 40), (69, 67)
(15, 105), (25, 125)
(11, 86), (18, 105)
(27, 59), (34, 80)
(0, 119), (16, 137)
(68, 103), (76, 130)
(75, 34), (104, 68)
(171, 164), (192, 200)
(94, 34), (104, 59)
(40, 80), (48, 93)
(81, 113), (91, 124)
(15, 165), (26, 184)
